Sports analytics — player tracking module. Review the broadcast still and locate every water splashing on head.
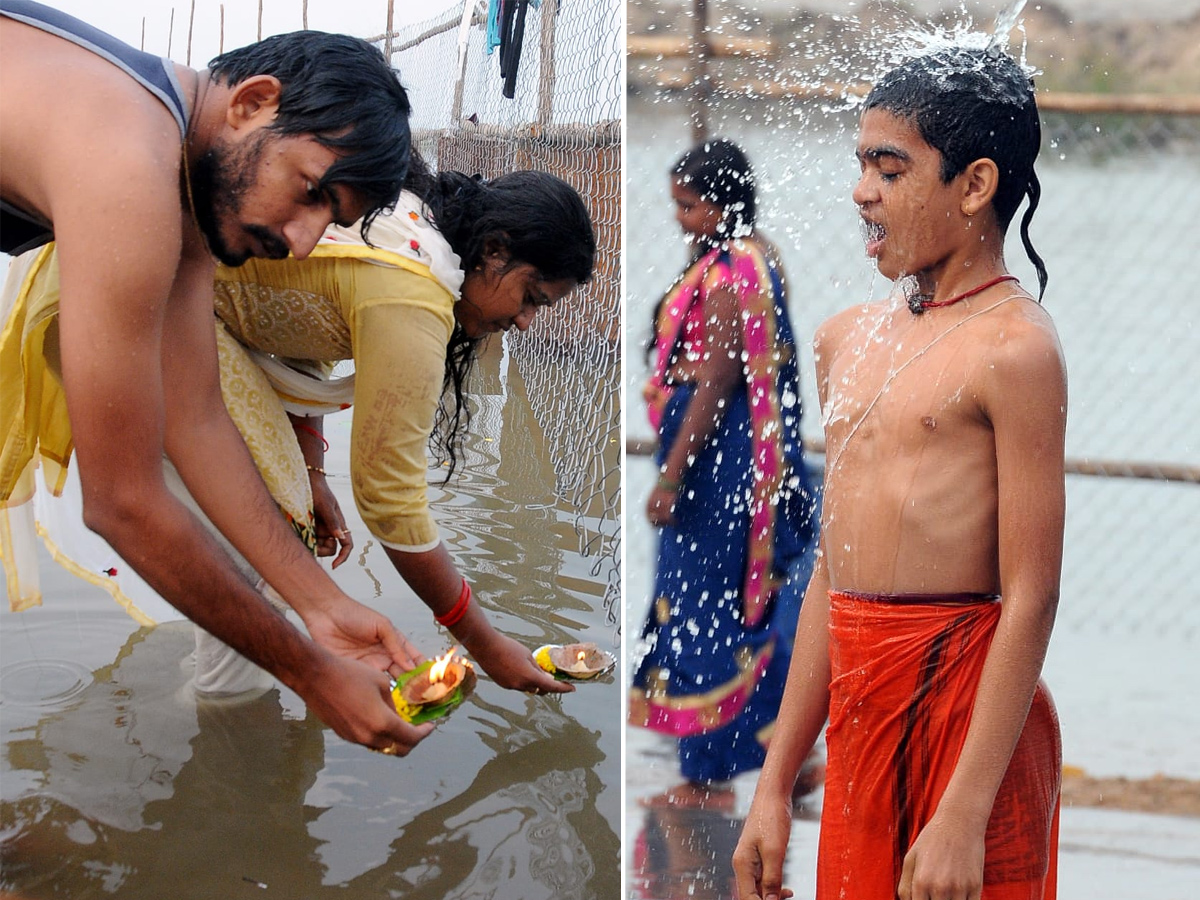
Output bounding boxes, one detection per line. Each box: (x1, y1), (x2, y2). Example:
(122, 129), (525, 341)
(861, 28), (1048, 300)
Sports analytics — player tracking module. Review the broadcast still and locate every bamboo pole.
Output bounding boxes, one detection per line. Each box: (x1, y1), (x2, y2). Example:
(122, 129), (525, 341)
(647, 72), (1200, 115)
(391, 7), (486, 55)
(186, 0), (195, 66)
(628, 35), (773, 58)
(385, 0), (394, 61)
(536, 0), (559, 127)
(689, 0), (710, 144)
(450, 1), (476, 126)
(625, 437), (1200, 484)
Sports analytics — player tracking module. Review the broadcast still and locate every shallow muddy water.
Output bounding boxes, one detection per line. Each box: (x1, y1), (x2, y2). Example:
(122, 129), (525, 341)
(1, 341), (621, 900)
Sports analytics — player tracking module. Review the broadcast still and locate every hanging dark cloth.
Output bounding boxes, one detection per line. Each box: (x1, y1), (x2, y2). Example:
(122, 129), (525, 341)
(498, 0), (531, 99)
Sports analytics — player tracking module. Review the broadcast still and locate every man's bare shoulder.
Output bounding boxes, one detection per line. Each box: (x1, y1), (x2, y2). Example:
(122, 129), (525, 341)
(1, 19), (186, 198)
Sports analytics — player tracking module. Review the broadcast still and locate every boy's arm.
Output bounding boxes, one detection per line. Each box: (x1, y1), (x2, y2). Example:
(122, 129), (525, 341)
(732, 318), (840, 900)
(732, 550), (831, 900)
(899, 313), (1067, 900)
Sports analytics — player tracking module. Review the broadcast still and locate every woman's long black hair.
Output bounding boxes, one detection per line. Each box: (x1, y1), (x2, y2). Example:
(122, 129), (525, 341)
(403, 151), (596, 477)
(645, 138), (757, 362)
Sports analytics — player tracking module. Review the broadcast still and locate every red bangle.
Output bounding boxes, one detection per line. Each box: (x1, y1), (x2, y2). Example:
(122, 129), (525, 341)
(293, 421), (330, 452)
(435, 577), (472, 628)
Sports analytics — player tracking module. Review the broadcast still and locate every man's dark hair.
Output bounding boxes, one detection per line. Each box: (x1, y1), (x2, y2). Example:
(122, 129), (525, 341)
(672, 138), (757, 249)
(209, 31), (411, 238)
(405, 153), (596, 477)
(865, 46), (1048, 299)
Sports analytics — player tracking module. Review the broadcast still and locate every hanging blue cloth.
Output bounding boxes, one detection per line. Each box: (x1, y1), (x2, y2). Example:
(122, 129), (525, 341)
(486, 0), (502, 55)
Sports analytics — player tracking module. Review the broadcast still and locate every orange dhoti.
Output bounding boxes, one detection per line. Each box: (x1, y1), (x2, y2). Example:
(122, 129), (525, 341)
(818, 590), (1061, 900)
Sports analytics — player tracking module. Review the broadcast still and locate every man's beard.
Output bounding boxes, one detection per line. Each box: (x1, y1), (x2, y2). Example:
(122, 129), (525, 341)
(188, 131), (290, 266)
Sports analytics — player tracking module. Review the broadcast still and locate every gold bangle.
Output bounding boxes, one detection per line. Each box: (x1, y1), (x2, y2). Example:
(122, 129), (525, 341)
(306, 465), (327, 476)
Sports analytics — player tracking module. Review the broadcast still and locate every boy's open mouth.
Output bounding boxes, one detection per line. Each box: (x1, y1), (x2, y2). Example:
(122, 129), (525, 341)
(861, 218), (886, 258)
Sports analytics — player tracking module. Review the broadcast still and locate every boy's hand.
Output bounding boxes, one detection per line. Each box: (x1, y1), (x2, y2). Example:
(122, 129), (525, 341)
(898, 812), (985, 900)
(731, 792), (795, 900)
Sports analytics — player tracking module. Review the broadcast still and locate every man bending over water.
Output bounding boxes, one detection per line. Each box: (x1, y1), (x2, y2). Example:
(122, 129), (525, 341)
(733, 45), (1066, 900)
(0, 1), (430, 756)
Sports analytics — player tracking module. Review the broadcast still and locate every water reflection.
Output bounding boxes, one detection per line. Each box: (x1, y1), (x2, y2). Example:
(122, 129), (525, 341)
(3, 339), (620, 899)
(2, 621), (618, 899)
(630, 803), (742, 900)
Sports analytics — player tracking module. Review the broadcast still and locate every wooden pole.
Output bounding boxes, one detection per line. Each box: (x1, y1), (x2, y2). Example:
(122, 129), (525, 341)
(536, 0), (559, 127)
(385, 0), (395, 61)
(186, 0), (195, 66)
(690, 0), (710, 144)
(303, 0), (308, 30)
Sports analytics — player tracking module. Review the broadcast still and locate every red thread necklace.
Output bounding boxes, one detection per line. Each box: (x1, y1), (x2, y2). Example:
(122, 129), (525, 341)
(918, 274), (1019, 311)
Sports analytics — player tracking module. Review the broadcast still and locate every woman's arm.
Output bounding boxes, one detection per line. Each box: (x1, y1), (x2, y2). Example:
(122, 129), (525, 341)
(350, 282), (567, 694)
(384, 543), (570, 694)
(646, 281), (743, 526)
(290, 413), (353, 567)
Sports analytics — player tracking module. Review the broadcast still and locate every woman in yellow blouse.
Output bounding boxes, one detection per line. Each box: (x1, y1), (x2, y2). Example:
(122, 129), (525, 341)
(212, 160), (596, 696)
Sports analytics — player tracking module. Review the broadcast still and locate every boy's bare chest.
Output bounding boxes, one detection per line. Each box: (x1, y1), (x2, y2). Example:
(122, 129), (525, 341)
(823, 327), (982, 452)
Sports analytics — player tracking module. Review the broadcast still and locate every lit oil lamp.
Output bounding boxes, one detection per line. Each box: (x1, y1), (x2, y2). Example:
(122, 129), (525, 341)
(547, 642), (612, 679)
(401, 648), (467, 706)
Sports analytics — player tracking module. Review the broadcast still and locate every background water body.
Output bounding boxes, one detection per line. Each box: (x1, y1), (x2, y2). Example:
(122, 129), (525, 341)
(1, 342), (621, 899)
(624, 94), (1200, 896)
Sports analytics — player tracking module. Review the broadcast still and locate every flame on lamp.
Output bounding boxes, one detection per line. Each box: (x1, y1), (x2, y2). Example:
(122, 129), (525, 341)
(429, 648), (458, 683)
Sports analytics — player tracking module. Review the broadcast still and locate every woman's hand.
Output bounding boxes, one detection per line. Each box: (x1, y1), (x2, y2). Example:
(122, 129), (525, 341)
(469, 629), (574, 695)
(646, 483), (679, 527)
(309, 468), (353, 567)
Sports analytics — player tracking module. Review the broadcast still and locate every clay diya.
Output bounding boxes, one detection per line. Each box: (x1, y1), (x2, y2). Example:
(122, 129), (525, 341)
(547, 642), (614, 679)
(400, 648), (467, 706)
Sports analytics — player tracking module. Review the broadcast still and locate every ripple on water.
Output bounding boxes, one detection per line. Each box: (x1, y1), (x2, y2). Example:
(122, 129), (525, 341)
(0, 613), (142, 710)
(0, 658), (94, 709)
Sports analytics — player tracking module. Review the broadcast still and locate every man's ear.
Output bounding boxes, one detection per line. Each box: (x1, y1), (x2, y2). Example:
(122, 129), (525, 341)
(225, 75), (283, 130)
(960, 158), (999, 217)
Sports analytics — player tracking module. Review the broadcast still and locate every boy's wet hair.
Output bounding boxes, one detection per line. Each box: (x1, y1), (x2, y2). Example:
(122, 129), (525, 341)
(865, 46), (1048, 298)
(672, 138), (757, 243)
(209, 31), (412, 240)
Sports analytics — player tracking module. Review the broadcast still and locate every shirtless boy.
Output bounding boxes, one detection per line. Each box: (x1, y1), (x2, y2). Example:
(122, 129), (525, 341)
(733, 47), (1066, 900)
(0, 1), (429, 755)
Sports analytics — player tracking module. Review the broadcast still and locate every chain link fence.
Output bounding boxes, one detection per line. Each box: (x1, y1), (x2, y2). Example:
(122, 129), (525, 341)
(392, 2), (623, 628)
